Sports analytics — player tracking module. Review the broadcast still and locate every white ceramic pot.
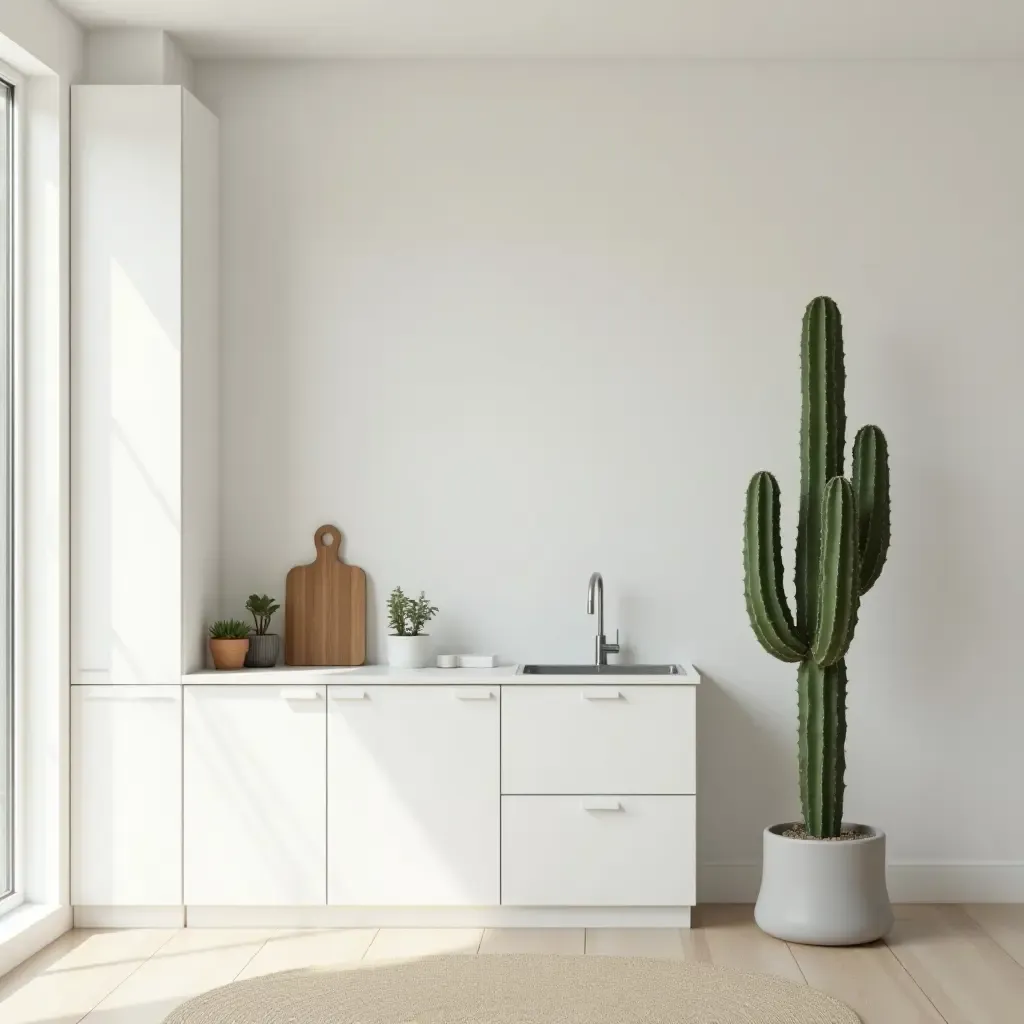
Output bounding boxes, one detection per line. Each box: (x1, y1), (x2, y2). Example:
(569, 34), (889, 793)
(754, 822), (893, 945)
(386, 634), (432, 669)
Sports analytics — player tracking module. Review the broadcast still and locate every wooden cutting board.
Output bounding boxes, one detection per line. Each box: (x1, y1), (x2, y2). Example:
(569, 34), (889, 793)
(285, 525), (366, 666)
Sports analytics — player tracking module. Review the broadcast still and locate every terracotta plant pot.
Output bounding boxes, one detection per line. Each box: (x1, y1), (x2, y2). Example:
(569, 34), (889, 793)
(209, 637), (249, 671)
(245, 633), (281, 668)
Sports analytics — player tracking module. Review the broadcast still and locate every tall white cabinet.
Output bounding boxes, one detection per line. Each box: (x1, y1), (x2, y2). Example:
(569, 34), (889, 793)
(71, 84), (219, 689)
(71, 86), (219, 917)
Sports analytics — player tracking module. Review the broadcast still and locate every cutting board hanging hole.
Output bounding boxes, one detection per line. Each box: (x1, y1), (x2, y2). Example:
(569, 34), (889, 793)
(316, 527), (337, 555)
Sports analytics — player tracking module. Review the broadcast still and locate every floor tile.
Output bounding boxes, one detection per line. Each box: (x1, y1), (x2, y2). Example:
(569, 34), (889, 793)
(479, 928), (584, 954)
(363, 928), (482, 962)
(80, 930), (268, 1024)
(790, 939), (944, 1023)
(886, 904), (1024, 1024)
(694, 905), (805, 983)
(236, 929), (377, 979)
(963, 904), (1024, 968)
(0, 930), (176, 1024)
(585, 928), (685, 958)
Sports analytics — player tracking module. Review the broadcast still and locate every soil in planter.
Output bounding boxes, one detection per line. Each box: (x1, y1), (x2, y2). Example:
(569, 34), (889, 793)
(782, 824), (866, 841)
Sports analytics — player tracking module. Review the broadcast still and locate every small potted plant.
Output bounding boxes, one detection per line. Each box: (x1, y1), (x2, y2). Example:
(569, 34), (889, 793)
(208, 619), (251, 670)
(244, 593), (281, 668)
(386, 586), (438, 668)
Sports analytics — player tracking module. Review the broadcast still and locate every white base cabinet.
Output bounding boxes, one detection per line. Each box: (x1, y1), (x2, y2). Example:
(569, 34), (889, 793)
(328, 685), (499, 906)
(183, 686), (326, 906)
(71, 686), (182, 906)
(72, 670), (698, 924)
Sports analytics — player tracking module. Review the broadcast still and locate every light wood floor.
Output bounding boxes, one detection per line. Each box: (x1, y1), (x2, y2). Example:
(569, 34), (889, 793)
(1, 905), (1022, 1023)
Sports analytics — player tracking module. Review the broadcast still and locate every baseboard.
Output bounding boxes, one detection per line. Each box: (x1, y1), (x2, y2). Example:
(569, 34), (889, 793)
(885, 864), (1024, 903)
(73, 906), (186, 928)
(186, 906), (691, 929)
(699, 864), (763, 903)
(699, 862), (1024, 903)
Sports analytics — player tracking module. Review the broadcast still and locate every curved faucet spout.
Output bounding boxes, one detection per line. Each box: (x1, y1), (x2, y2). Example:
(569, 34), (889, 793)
(586, 572), (619, 665)
(587, 572), (603, 616)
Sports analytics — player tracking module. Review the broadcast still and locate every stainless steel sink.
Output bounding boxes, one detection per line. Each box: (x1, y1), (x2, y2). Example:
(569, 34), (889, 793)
(519, 664), (683, 676)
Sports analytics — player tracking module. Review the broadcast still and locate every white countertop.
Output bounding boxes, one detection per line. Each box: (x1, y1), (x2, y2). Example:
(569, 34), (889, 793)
(181, 663), (699, 685)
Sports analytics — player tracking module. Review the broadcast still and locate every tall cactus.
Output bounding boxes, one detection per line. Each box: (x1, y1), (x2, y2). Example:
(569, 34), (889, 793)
(743, 297), (890, 838)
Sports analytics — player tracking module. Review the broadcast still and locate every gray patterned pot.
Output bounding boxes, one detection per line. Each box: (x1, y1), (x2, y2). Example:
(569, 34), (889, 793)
(755, 822), (893, 945)
(244, 633), (281, 668)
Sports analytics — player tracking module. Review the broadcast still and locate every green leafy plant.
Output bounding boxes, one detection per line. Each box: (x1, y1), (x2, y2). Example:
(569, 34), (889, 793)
(387, 586), (439, 637)
(245, 594), (280, 636)
(387, 586), (410, 636)
(743, 296), (891, 839)
(408, 591), (439, 636)
(208, 619), (251, 640)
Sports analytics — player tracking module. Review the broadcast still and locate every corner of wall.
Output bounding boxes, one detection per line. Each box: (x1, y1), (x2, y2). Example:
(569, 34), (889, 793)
(84, 28), (195, 89)
(162, 32), (195, 92)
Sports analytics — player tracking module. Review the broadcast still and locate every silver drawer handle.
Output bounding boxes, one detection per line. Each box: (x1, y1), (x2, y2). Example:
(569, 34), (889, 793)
(454, 688), (493, 700)
(582, 689), (622, 700)
(582, 798), (623, 812)
(281, 688), (320, 701)
(330, 689), (367, 701)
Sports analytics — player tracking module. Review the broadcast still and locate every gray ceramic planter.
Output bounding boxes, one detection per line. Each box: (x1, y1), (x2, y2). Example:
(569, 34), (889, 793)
(244, 633), (281, 668)
(754, 823), (893, 945)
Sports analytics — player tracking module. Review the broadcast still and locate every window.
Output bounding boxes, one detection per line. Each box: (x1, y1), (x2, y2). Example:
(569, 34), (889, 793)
(0, 71), (14, 901)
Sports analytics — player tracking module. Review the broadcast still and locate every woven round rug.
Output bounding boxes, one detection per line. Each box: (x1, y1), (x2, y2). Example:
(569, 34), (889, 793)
(162, 953), (860, 1023)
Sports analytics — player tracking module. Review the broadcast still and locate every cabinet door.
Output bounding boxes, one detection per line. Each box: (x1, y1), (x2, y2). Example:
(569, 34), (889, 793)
(71, 686), (182, 906)
(71, 87), (183, 686)
(328, 685), (499, 906)
(184, 686), (326, 906)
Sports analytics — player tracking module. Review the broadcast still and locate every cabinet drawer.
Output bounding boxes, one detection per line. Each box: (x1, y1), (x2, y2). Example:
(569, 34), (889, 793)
(501, 685), (694, 794)
(501, 795), (695, 907)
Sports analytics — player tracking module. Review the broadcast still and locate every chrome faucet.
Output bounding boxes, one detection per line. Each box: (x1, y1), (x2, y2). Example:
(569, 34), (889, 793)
(587, 572), (620, 666)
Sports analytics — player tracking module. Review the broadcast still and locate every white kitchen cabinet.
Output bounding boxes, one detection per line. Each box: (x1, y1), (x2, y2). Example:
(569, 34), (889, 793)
(71, 686), (182, 906)
(501, 685), (695, 795)
(327, 685), (499, 906)
(72, 666), (698, 927)
(501, 795), (696, 907)
(71, 85), (219, 685)
(184, 686), (326, 906)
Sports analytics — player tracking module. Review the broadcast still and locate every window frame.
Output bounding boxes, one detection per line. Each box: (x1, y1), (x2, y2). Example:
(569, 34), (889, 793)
(0, 56), (23, 917)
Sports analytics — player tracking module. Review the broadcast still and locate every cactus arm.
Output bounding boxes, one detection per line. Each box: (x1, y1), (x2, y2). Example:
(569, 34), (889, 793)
(798, 659), (847, 838)
(811, 477), (861, 667)
(743, 472), (808, 662)
(795, 297), (846, 638)
(853, 425), (890, 594)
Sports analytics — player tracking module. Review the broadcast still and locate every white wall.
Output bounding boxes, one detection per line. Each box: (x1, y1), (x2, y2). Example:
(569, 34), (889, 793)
(0, 0), (80, 77)
(196, 59), (1024, 898)
(84, 29), (195, 89)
